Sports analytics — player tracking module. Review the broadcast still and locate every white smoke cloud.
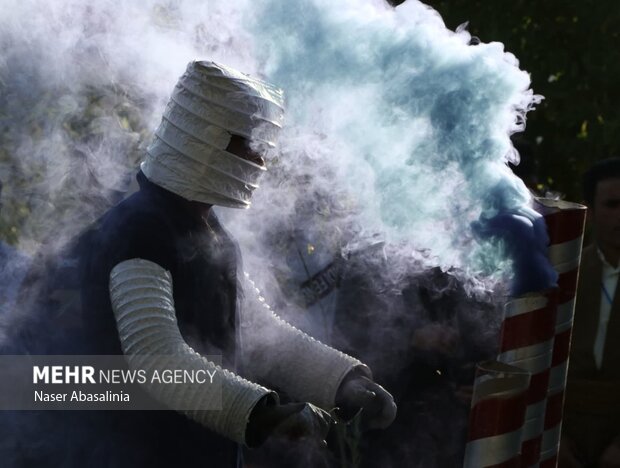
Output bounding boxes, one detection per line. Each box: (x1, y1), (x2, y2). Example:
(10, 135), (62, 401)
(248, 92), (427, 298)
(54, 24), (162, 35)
(227, 0), (542, 290)
(0, 0), (540, 283)
(0, 2), (540, 464)
(0, 0), (256, 251)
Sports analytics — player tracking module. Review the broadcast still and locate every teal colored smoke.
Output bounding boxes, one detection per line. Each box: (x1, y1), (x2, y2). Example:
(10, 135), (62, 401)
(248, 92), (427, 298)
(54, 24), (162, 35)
(247, 0), (548, 282)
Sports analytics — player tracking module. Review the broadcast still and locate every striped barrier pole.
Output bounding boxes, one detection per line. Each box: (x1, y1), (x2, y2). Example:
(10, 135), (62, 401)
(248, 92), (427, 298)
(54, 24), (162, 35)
(533, 199), (587, 468)
(464, 361), (531, 468)
(497, 292), (557, 467)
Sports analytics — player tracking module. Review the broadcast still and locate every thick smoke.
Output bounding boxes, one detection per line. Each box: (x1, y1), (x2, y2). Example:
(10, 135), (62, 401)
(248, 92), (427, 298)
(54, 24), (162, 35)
(1, 1), (546, 466)
(0, 0), (257, 252)
(223, 0), (549, 306)
(2, 0), (541, 276)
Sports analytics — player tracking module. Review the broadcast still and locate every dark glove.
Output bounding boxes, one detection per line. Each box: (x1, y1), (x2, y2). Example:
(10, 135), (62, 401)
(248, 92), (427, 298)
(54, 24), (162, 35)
(472, 207), (557, 296)
(246, 396), (334, 447)
(335, 372), (397, 431)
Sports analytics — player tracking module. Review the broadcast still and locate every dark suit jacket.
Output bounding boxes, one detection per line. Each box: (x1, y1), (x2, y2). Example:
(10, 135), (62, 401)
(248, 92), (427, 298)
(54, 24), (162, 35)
(563, 244), (620, 464)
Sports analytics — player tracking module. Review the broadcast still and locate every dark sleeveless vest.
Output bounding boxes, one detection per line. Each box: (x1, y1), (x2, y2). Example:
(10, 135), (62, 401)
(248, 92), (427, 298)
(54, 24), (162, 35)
(4, 171), (242, 467)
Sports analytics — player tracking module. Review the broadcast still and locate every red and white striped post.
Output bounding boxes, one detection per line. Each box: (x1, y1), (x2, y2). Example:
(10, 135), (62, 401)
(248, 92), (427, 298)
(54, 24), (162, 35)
(497, 292), (557, 467)
(534, 199), (587, 468)
(464, 361), (531, 468)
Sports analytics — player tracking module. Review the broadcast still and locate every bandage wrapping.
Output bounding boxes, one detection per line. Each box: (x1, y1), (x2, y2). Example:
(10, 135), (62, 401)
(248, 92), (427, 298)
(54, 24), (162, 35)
(109, 258), (272, 445)
(141, 61), (284, 208)
(239, 273), (371, 410)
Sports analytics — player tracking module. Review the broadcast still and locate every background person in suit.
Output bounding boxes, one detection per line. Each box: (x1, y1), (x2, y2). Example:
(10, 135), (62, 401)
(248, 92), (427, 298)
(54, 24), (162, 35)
(561, 157), (620, 468)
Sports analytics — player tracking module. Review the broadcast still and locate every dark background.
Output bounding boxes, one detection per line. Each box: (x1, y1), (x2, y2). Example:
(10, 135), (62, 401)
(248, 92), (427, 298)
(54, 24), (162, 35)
(423, 0), (620, 202)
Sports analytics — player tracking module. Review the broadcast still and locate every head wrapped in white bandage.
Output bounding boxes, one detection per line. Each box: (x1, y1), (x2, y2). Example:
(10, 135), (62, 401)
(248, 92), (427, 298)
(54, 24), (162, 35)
(141, 61), (285, 208)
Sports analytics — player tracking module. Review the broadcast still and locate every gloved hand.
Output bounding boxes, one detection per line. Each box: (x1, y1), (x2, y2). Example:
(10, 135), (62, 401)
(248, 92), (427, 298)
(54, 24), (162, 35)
(472, 207), (557, 296)
(246, 397), (334, 447)
(335, 372), (397, 431)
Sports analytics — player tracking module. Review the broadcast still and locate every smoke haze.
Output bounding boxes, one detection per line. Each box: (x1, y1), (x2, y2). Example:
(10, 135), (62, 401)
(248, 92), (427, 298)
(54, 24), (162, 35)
(0, 1), (549, 466)
(1, 0), (540, 278)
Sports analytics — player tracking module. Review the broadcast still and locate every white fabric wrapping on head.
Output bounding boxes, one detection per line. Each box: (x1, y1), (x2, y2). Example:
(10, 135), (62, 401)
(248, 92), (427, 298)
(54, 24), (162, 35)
(142, 61), (284, 208)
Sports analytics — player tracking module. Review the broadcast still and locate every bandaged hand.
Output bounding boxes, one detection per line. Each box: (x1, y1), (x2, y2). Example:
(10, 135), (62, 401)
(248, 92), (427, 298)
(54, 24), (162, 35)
(335, 372), (397, 431)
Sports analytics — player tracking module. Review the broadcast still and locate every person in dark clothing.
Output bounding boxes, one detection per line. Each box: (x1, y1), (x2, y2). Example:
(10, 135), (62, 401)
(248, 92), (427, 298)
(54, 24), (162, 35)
(560, 158), (620, 468)
(1, 61), (396, 468)
(332, 253), (501, 468)
(248, 157), (503, 467)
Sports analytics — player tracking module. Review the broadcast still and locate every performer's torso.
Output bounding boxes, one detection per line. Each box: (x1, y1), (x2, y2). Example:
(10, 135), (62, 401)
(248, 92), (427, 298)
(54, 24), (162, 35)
(8, 172), (241, 468)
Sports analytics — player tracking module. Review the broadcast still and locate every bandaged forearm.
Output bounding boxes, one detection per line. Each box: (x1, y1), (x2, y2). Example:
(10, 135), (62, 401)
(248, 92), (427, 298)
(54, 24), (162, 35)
(109, 259), (273, 445)
(239, 273), (371, 410)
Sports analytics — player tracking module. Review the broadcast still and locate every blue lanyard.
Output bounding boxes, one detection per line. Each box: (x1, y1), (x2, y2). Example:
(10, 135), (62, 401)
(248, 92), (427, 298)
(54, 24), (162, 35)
(601, 281), (614, 306)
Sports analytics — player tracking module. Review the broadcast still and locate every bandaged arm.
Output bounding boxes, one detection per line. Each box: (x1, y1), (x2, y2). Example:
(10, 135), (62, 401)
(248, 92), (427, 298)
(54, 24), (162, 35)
(239, 273), (371, 410)
(109, 258), (274, 446)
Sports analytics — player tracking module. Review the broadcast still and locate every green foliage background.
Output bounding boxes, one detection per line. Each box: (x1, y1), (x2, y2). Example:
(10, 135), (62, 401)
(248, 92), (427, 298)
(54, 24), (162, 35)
(424, 0), (620, 201)
(0, 84), (148, 248)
